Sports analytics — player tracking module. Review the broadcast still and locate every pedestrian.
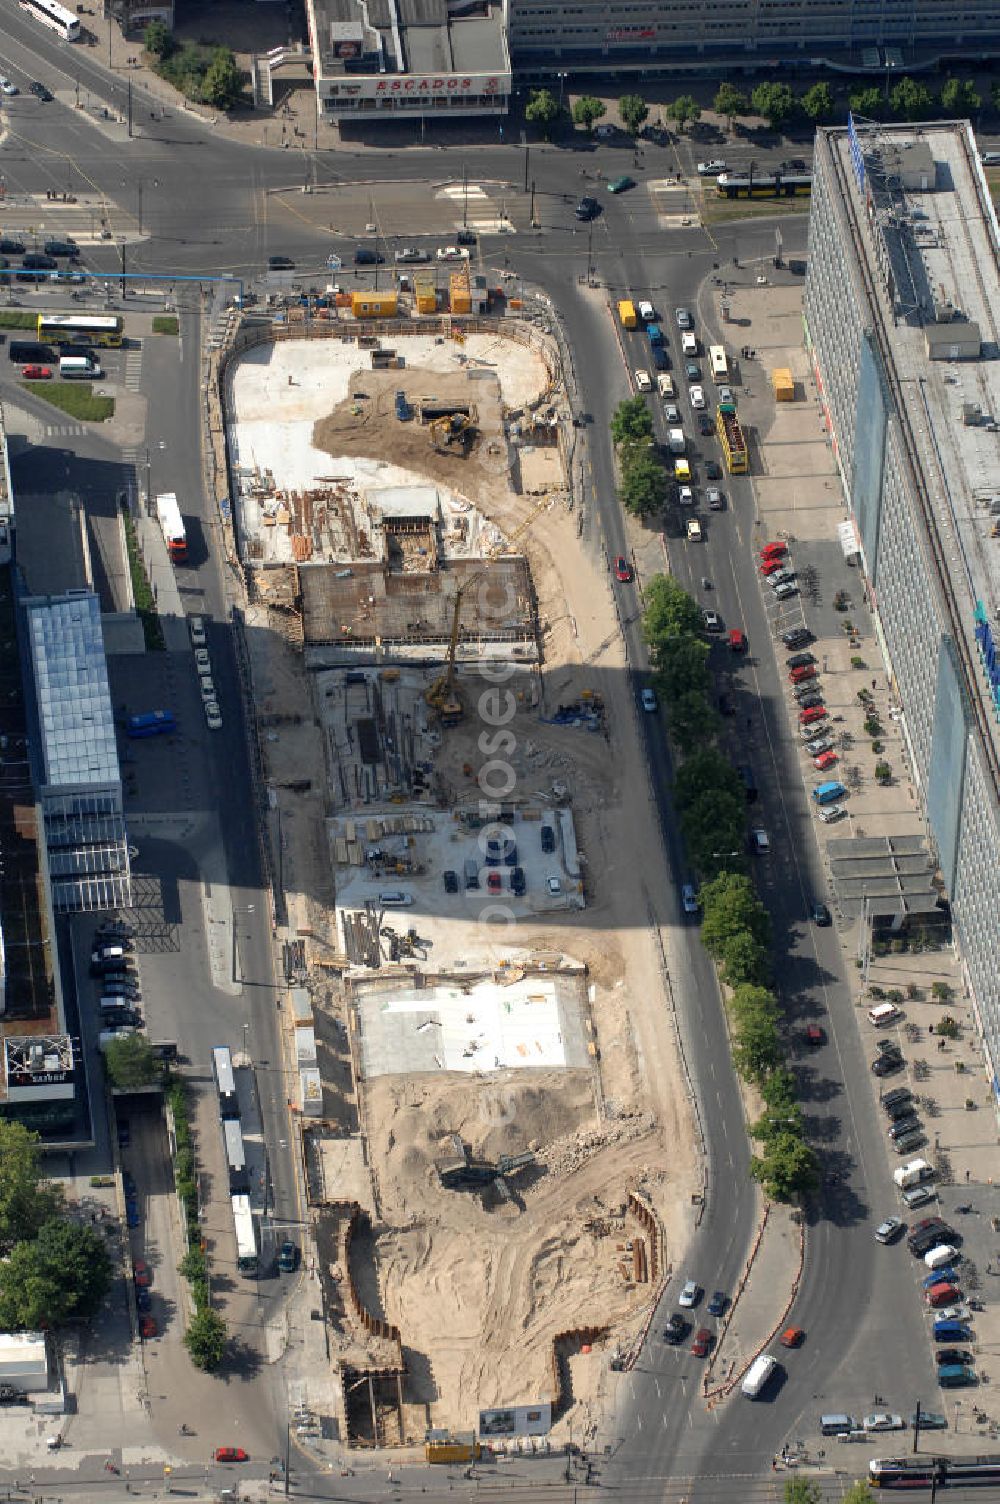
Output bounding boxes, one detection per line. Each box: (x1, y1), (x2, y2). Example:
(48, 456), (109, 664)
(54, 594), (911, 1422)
(966, 1169), (971, 1182)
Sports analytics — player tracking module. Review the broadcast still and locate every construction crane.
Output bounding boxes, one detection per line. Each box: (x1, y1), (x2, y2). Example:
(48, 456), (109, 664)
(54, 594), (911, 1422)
(424, 501), (548, 727)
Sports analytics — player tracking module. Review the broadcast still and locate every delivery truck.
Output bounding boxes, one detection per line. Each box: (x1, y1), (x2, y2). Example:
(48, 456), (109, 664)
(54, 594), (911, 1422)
(155, 493), (188, 563)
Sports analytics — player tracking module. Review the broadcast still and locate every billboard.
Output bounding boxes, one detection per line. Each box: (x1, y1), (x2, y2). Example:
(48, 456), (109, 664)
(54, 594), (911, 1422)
(478, 1403), (551, 1438)
(326, 72), (507, 101)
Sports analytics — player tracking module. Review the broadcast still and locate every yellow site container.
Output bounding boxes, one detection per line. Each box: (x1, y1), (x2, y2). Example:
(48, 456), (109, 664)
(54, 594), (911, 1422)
(351, 290), (398, 319)
(772, 367), (794, 401)
(413, 275), (437, 314)
(449, 268), (471, 314)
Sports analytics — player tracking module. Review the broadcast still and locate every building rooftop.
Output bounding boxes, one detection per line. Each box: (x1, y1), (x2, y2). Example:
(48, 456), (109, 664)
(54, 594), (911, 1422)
(827, 119), (1000, 767)
(310, 0), (507, 79)
(25, 592), (119, 790)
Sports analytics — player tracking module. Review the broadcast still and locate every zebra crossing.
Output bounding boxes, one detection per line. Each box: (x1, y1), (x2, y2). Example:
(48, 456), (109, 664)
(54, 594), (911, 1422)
(124, 349), (143, 392)
(43, 423), (86, 438)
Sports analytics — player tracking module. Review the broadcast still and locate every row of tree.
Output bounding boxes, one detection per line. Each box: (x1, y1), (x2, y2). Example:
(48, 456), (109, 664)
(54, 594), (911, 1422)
(610, 397), (669, 520)
(640, 575), (717, 758)
(168, 1079), (228, 1371)
(528, 75), (988, 141)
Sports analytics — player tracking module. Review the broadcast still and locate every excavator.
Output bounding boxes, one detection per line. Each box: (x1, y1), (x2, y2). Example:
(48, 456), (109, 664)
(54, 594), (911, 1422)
(424, 502), (548, 728)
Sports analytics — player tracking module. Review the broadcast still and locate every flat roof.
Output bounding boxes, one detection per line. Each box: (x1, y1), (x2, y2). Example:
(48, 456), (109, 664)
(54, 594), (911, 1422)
(826, 119), (1000, 765)
(310, 0), (507, 78)
(24, 592), (119, 790)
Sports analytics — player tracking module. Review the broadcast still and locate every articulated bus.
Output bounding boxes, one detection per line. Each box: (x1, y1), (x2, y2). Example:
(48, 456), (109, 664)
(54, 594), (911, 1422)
(870, 1455), (1000, 1488)
(211, 1044), (240, 1120)
(715, 172), (812, 199)
(19, 0), (80, 39)
(231, 1194), (258, 1277)
(37, 315), (123, 348)
(709, 345), (729, 383)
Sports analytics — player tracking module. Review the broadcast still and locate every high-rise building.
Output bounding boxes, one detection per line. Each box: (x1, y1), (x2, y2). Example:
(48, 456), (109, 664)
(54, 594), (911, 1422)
(803, 118), (1000, 1103)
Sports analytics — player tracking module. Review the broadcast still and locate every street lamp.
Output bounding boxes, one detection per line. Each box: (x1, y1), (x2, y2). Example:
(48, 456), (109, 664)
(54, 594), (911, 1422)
(557, 71), (568, 114)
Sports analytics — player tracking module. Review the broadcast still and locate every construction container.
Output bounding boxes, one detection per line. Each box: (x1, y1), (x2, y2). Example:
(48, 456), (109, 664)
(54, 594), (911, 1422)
(351, 289), (398, 319)
(425, 1434), (481, 1465)
(413, 274), (437, 315)
(449, 268), (471, 315)
(771, 367), (794, 401)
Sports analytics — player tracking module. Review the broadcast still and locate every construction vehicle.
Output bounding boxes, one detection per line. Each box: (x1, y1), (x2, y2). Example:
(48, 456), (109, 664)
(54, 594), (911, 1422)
(429, 411), (475, 451)
(436, 1134), (536, 1202)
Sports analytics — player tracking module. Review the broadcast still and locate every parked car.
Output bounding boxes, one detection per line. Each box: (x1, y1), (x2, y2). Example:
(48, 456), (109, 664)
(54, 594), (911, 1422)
(804, 1023), (825, 1047)
(819, 804), (846, 824)
(782, 626), (813, 649)
(138, 1315), (158, 1339)
(894, 1129), (928, 1154)
(774, 581), (799, 600)
(805, 736), (833, 756)
(267, 255), (295, 270)
(703, 611), (722, 633)
(614, 555), (632, 582)
(132, 1259), (152, 1288)
(872, 1052), (904, 1076)
(863, 1413), (905, 1432)
(21, 364), (52, 379)
(352, 247), (384, 265)
(436, 245), (470, 261)
(909, 1411), (947, 1429)
(681, 883), (699, 915)
(704, 460), (721, 480)
(926, 1284), (962, 1308)
(902, 1185), (937, 1210)
(875, 1217), (905, 1244)
(394, 247), (430, 263)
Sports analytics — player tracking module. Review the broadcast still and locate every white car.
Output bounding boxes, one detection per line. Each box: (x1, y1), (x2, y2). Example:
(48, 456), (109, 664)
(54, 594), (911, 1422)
(394, 246), (430, 263)
(656, 373), (675, 397)
(678, 1279), (700, 1307)
(707, 487), (723, 510)
(436, 245), (470, 261)
(204, 700), (222, 731)
(188, 615), (206, 648)
(805, 736), (833, 757)
(751, 827), (770, 852)
(819, 804), (846, 824)
(689, 384), (705, 409)
(678, 486), (694, 507)
(641, 687), (658, 712)
(924, 1243), (960, 1270)
(546, 875), (562, 895)
(200, 678), (217, 704)
(681, 883), (699, 914)
(194, 647), (210, 674)
(774, 581), (799, 600)
(325, 253), (342, 270)
(664, 403), (681, 423)
(675, 306), (692, 329)
(638, 300), (655, 322)
(686, 518), (702, 541)
(703, 611), (722, 633)
(0, 77), (18, 96)
(863, 1413), (905, 1433)
(718, 385), (734, 405)
(634, 369), (652, 392)
(697, 159), (727, 176)
(936, 1304), (971, 1322)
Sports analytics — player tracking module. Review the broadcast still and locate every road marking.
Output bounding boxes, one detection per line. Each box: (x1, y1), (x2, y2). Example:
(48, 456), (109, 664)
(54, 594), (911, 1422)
(124, 349), (143, 391)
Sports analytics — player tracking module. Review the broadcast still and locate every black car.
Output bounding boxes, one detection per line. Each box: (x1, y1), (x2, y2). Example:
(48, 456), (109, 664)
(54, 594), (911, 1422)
(510, 866), (526, 895)
(22, 254), (57, 271)
(935, 1349), (972, 1366)
(797, 693), (824, 712)
(888, 1113), (921, 1140)
(443, 869), (459, 893)
(781, 158), (808, 171)
(268, 254), (295, 270)
(0, 238), (24, 257)
(43, 239), (79, 258)
(707, 1290), (728, 1317)
(872, 1052), (904, 1077)
(885, 1097), (917, 1122)
(782, 627), (814, 649)
(29, 82), (53, 101)
(882, 1087), (913, 1110)
(663, 1313), (688, 1344)
(575, 196), (600, 221)
(456, 228), (477, 246)
(699, 415), (714, 436)
(540, 825), (556, 853)
(353, 247), (384, 265)
(102, 1008), (143, 1028)
(787, 652), (817, 670)
(811, 901), (831, 926)
(704, 459), (721, 480)
(96, 920), (135, 940)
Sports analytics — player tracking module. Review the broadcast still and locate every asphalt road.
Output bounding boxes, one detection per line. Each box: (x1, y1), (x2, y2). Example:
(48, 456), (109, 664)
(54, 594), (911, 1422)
(0, 6), (969, 1492)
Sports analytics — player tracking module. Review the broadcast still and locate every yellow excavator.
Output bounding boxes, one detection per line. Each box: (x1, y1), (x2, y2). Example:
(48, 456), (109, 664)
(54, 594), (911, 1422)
(425, 502), (548, 727)
(428, 411), (475, 452)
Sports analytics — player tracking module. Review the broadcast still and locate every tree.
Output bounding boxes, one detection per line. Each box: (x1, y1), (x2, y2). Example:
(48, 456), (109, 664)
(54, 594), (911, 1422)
(701, 873), (772, 954)
(730, 983), (778, 1027)
(618, 94), (649, 136)
(714, 83), (747, 129)
(610, 396), (654, 448)
(104, 1032), (157, 1090)
(143, 19), (174, 59)
(800, 82), (835, 123)
(992, 81), (1000, 115)
(620, 450), (667, 517)
(525, 88), (561, 138)
(841, 1485), (876, 1504)
(0, 1219), (111, 1329)
(891, 77), (934, 121)
(785, 1477), (823, 1504)
(674, 748), (743, 808)
(750, 1130), (819, 1200)
(666, 95), (701, 134)
(721, 931), (770, 988)
(0, 1122), (62, 1253)
(940, 77), (981, 116)
(642, 574), (704, 644)
(732, 1011), (783, 1084)
(679, 788), (745, 874)
(849, 85), (883, 116)
(184, 1307), (228, 1371)
(201, 49), (244, 111)
(760, 1066), (798, 1113)
(751, 82), (796, 129)
(751, 1102), (803, 1144)
(668, 691), (721, 760)
(572, 96), (606, 133)
(652, 636), (710, 702)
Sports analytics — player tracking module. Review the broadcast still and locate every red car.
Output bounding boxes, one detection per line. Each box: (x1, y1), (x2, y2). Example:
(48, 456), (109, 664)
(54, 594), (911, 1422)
(789, 664), (817, 684)
(614, 555), (633, 583)
(213, 1448), (249, 1464)
(760, 557), (785, 576)
(22, 364), (52, 380)
(487, 870), (501, 894)
(760, 541), (787, 561)
(780, 1326), (805, 1348)
(799, 705), (827, 726)
(813, 750), (838, 771)
(804, 1024), (825, 1047)
(925, 1283), (961, 1308)
(690, 1327), (713, 1357)
(132, 1259), (152, 1288)
(728, 629), (746, 653)
(138, 1315), (158, 1339)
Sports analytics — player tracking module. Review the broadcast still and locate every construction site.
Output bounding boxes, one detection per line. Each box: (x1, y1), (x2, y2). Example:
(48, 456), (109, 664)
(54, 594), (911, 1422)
(220, 313), (701, 1450)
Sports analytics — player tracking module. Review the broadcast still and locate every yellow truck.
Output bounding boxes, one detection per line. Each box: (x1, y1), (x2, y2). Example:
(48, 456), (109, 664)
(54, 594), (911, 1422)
(617, 299), (638, 330)
(425, 1434), (481, 1464)
(674, 457), (691, 482)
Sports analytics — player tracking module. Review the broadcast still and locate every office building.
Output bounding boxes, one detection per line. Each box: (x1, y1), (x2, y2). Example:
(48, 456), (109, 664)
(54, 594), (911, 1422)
(803, 119), (1000, 1103)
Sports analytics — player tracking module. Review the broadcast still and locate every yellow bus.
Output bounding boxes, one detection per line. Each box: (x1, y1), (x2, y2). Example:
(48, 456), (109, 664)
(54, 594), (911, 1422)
(709, 345), (729, 383)
(37, 314), (124, 348)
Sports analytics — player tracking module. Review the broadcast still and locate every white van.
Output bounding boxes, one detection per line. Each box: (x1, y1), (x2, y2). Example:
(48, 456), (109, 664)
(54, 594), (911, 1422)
(656, 372), (675, 398)
(681, 331), (698, 356)
(894, 1157), (934, 1189)
(59, 355), (103, 379)
(378, 891), (413, 907)
(868, 1002), (900, 1027)
(741, 1353), (777, 1399)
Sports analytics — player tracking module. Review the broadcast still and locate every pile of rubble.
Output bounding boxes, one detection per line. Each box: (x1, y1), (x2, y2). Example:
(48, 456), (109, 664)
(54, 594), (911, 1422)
(536, 1111), (656, 1179)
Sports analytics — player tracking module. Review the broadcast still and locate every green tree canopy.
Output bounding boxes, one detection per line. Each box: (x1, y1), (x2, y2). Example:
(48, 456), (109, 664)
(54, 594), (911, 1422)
(751, 1130), (819, 1200)
(572, 96), (606, 133)
(104, 1032), (157, 1090)
(184, 1307), (229, 1371)
(610, 396), (654, 447)
(841, 1485), (876, 1504)
(201, 48), (243, 110)
(701, 872), (772, 954)
(674, 747), (744, 808)
(714, 83), (747, 126)
(619, 449), (667, 517)
(785, 1477), (823, 1504)
(721, 931), (771, 989)
(525, 88), (561, 137)
(751, 1102), (804, 1144)
(890, 77), (934, 121)
(730, 983), (778, 1028)
(143, 18), (174, 59)
(0, 1219), (111, 1329)
(668, 691), (722, 760)
(940, 77), (981, 115)
(679, 788), (745, 875)
(760, 1066), (798, 1113)
(618, 94), (649, 135)
(800, 82), (835, 122)
(666, 95), (701, 133)
(849, 85), (883, 116)
(642, 574), (704, 645)
(0, 1122), (63, 1253)
(732, 1011), (783, 1084)
(652, 636), (711, 702)
(751, 82), (796, 127)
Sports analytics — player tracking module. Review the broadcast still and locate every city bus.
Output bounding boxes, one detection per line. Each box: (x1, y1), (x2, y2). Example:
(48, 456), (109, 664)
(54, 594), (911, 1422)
(125, 710), (176, 739)
(870, 1455), (1000, 1488)
(231, 1194), (258, 1276)
(211, 1045), (240, 1120)
(715, 171), (812, 199)
(709, 345), (729, 383)
(222, 1117), (249, 1193)
(19, 0), (80, 39)
(36, 314), (123, 348)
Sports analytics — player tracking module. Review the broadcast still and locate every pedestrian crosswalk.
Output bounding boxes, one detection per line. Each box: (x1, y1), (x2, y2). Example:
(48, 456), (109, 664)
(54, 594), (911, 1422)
(124, 349), (143, 392)
(43, 423), (86, 437)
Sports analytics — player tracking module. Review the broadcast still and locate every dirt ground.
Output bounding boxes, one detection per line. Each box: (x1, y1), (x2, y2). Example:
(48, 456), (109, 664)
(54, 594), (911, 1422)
(243, 336), (701, 1438)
